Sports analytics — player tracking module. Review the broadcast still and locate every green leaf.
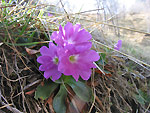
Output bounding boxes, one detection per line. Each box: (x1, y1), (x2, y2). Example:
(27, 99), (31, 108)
(18, 15), (29, 35)
(53, 85), (67, 113)
(104, 70), (111, 74)
(54, 78), (63, 84)
(15, 11), (34, 42)
(38, 9), (44, 18)
(5, 41), (48, 46)
(34, 80), (58, 100)
(99, 53), (106, 65)
(64, 76), (93, 102)
(8, 0), (12, 4)
(135, 89), (149, 105)
(135, 94), (145, 105)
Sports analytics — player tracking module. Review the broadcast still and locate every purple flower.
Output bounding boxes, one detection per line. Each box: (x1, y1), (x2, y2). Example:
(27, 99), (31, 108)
(57, 45), (100, 81)
(48, 13), (53, 17)
(114, 40), (122, 50)
(51, 22), (92, 47)
(37, 42), (61, 81)
(37, 22), (100, 82)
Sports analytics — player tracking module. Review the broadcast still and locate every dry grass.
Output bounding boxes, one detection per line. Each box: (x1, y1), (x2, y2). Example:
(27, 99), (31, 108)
(0, 0), (150, 113)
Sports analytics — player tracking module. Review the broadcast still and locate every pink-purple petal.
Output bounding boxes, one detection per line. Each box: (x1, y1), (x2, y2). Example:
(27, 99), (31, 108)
(57, 46), (100, 81)
(79, 50), (100, 62)
(40, 46), (51, 56)
(59, 25), (65, 37)
(44, 71), (52, 79)
(64, 22), (74, 40)
(37, 42), (62, 81)
(51, 72), (62, 81)
(80, 69), (91, 80)
(51, 31), (58, 41)
(72, 73), (79, 81)
(75, 42), (92, 52)
(51, 22), (92, 48)
(75, 29), (92, 42)
(43, 67), (61, 81)
(39, 63), (54, 71)
(114, 40), (122, 50)
(37, 56), (52, 64)
(74, 24), (81, 32)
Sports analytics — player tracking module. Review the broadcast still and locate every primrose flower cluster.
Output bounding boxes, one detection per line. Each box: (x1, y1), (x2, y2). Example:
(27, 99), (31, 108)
(37, 22), (100, 81)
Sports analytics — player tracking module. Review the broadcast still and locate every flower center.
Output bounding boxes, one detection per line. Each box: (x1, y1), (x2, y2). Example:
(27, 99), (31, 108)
(53, 57), (59, 64)
(68, 39), (74, 44)
(69, 55), (78, 63)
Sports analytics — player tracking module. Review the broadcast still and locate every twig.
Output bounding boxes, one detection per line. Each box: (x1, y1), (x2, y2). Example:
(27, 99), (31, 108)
(14, 55), (27, 113)
(0, 104), (13, 109)
(0, 43), (3, 46)
(73, 8), (104, 15)
(4, 23), (32, 72)
(0, 5), (16, 9)
(59, 0), (70, 21)
(144, 103), (150, 113)
(92, 39), (150, 70)
(0, 66), (28, 82)
(23, 79), (42, 91)
(42, 101), (49, 113)
(38, 18), (52, 41)
(0, 89), (23, 113)
(88, 69), (96, 113)
(95, 96), (106, 112)
(78, 17), (150, 36)
(114, 87), (132, 111)
(2, 49), (9, 76)
(93, 62), (105, 75)
(103, 22), (150, 35)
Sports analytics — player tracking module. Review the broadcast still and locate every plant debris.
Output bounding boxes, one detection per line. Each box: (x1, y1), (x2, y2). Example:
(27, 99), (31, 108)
(0, 0), (150, 113)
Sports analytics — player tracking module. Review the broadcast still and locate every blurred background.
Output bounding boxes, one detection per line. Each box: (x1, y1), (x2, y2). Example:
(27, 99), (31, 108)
(37, 0), (150, 64)
(39, 0), (150, 14)
(1, 0), (150, 64)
